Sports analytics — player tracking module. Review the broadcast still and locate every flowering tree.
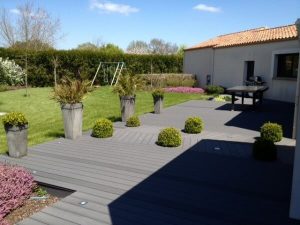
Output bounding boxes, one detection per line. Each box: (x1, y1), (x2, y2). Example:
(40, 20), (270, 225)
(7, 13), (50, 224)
(0, 57), (26, 85)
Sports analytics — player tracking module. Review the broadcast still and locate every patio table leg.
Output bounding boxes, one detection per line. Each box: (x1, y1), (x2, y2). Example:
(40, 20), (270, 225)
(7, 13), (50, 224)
(231, 92), (235, 111)
(242, 92), (244, 105)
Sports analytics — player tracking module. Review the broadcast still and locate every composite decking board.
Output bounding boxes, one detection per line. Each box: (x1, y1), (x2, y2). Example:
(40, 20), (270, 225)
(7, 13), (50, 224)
(16, 218), (47, 225)
(40, 205), (107, 225)
(30, 212), (80, 225)
(2, 100), (298, 225)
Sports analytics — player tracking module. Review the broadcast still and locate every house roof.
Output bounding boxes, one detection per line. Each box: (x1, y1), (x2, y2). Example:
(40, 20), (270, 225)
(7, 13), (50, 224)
(185, 24), (298, 51)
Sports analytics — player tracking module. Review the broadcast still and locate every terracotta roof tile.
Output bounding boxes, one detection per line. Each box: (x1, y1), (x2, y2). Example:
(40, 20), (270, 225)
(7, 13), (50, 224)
(186, 24), (298, 50)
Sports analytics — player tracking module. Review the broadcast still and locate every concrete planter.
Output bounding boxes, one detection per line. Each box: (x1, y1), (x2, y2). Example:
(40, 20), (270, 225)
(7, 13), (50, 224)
(5, 125), (28, 158)
(120, 96), (135, 122)
(61, 103), (83, 140)
(153, 96), (164, 114)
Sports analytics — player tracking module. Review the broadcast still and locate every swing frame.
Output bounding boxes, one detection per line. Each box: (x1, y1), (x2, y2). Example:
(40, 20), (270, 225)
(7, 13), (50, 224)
(91, 62), (125, 87)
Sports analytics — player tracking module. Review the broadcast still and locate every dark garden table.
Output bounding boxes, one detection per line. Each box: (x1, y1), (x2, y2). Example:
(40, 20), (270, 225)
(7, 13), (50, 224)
(226, 85), (269, 110)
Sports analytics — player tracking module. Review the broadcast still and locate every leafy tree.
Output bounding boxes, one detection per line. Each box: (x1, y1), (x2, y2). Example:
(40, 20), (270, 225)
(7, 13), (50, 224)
(0, 1), (61, 50)
(127, 40), (149, 54)
(76, 42), (98, 51)
(177, 45), (187, 57)
(100, 43), (124, 54)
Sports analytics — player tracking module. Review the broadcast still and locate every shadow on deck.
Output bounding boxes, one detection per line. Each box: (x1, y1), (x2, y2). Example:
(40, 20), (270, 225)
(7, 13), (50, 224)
(109, 139), (300, 225)
(216, 100), (294, 138)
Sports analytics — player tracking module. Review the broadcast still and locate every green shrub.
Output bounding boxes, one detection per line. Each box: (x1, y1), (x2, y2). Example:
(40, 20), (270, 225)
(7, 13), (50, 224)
(152, 88), (165, 98)
(260, 122), (283, 143)
(2, 112), (28, 127)
(0, 48), (183, 87)
(92, 118), (113, 138)
(206, 85), (224, 95)
(126, 116), (141, 127)
(143, 74), (196, 88)
(184, 117), (204, 134)
(253, 138), (277, 161)
(0, 84), (9, 92)
(157, 127), (182, 147)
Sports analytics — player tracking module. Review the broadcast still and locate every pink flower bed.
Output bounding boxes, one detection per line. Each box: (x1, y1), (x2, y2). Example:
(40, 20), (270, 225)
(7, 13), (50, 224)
(0, 164), (36, 221)
(164, 87), (205, 94)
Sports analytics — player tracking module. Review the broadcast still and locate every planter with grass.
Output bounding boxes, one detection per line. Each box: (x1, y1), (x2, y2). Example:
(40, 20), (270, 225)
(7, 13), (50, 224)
(152, 89), (164, 114)
(113, 73), (144, 122)
(184, 117), (204, 134)
(2, 112), (28, 158)
(126, 115), (141, 127)
(52, 77), (91, 140)
(157, 127), (182, 147)
(92, 118), (113, 138)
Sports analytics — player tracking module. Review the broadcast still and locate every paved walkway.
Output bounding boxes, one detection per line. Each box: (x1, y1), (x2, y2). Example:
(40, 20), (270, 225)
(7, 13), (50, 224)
(1, 99), (299, 225)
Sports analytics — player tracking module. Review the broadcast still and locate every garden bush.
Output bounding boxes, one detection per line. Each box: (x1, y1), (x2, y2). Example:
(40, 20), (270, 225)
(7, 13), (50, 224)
(253, 139), (277, 161)
(260, 122), (283, 143)
(206, 85), (224, 95)
(92, 118), (113, 138)
(184, 117), (204, 134)
(0, 164), (36, 220)
(126, 115), (141, 127)
(2, 112), (28, 127)
(152, 88), (165, 98)
(164, 87), (204, 93)
(0, 57), (25, 86)
(157, 127), (182, 147)
(0, 48), (183, 87)
(144, 74), (196, 88)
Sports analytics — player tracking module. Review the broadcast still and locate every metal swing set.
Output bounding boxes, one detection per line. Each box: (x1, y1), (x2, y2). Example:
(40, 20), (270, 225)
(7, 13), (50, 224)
(91, 62), (125, 87)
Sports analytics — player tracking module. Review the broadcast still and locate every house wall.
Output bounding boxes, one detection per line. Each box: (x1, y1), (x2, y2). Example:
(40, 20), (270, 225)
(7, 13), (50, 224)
(183, 48), (214, 87)
(184, 40), (300, 102)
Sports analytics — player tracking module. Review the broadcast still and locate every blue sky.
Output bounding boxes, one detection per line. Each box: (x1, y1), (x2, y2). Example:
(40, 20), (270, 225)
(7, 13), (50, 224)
(1, 0), (299, 50)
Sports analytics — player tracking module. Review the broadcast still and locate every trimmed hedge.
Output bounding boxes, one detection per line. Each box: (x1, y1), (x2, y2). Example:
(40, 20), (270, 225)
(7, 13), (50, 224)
(253, 139), (277, 161)
(184, 117), (204, 134)
(260, 122), (283, 143)
(206, 85), (224, 95)
(92, 118), (113, 138)
(157, 127), (182, 147)
(126, 116), (141, 127)
(0, 48), (183, 87)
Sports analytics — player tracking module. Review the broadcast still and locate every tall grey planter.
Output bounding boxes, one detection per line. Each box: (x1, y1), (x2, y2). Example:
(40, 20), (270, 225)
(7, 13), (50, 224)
(120, 96), (135, 122)
(5, 125), (28, 158)
(61, 103), (83, 140)
(153, 96), (163, 114)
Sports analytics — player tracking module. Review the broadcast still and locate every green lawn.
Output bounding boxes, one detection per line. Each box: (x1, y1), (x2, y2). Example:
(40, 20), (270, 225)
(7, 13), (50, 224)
(0, 86), (209, 154)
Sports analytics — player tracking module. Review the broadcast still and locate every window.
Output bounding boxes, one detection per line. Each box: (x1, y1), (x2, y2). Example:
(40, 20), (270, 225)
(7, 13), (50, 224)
(277, 53), (299, 78)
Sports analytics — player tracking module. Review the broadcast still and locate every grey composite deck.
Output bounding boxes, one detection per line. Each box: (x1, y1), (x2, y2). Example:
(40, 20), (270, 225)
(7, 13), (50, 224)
(1, 99), (300, 225)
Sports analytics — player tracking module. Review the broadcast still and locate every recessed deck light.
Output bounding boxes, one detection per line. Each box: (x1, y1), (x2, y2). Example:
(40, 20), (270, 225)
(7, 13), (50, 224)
(79, 201), (88, 205)
(214, 146), (221, 151)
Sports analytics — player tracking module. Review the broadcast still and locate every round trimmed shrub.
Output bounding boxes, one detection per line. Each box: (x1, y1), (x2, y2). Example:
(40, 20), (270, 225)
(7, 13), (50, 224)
(253, 139), (277, 161)
(126, 115), (141, 127)
(157, 127), (182, 147)
(260, 122), (283, 143)
(92, 118), (113, 138)
(184, 117), (204, 134)
(2, 112), (28, 127)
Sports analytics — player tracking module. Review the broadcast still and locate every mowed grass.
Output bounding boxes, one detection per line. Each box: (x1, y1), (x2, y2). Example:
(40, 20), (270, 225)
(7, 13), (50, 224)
(0, 86), (209, 154)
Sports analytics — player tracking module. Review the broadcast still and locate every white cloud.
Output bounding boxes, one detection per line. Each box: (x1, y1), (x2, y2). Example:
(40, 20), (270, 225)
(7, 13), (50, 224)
(90, 0), (139, 15)
(194, 4), (221, 13)
(10, 8), (21, 15)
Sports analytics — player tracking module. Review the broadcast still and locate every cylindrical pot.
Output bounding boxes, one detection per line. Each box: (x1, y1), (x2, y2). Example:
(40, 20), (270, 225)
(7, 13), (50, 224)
(120, 96), (135, 122)
(153, 96), (164, 114)
(5, 125), (28, 158)
(61, 103), (83, 140)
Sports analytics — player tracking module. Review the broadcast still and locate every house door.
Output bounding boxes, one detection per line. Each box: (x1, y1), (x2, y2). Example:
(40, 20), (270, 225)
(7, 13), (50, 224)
(245, 61), (255, 80)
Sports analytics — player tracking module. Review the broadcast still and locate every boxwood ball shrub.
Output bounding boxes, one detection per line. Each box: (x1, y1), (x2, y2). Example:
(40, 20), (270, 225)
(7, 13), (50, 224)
(184, 117), (204, 134)
(2, 112), (28, 127)
(126, 115), (141, 127)
(206, 85), (224, 95)
(253, 139), (277, 161)
(157, 127), (182, 147)
(0, 164), (36, 221)
(92, 118), (113, 138)
(260, 122), (283, 143)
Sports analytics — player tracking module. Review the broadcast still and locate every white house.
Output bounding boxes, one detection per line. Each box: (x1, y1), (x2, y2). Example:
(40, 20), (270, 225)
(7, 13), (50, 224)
(184, 21), (299, 103)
